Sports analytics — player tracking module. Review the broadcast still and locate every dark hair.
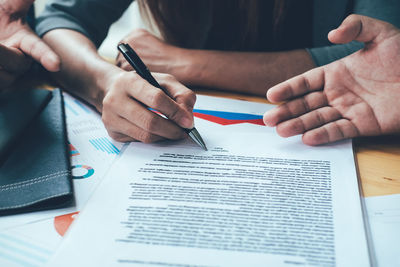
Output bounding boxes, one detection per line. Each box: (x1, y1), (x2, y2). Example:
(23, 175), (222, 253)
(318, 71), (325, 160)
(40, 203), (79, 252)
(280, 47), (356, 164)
(137, 0), (293, 51)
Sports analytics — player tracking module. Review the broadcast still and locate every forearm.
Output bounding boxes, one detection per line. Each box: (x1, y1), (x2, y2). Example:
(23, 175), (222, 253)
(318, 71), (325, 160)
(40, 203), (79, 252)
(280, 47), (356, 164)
(43, 29), (121, 111)
(178, 49), (315, 96)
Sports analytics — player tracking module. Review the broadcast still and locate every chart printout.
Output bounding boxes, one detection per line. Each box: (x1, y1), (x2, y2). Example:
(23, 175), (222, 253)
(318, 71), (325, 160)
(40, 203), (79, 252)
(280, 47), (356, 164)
(48, 98), (371, 267)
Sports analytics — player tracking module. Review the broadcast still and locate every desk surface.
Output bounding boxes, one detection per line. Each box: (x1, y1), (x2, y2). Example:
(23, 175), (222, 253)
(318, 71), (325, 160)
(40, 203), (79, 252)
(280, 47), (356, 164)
(196, 88), (400, 198)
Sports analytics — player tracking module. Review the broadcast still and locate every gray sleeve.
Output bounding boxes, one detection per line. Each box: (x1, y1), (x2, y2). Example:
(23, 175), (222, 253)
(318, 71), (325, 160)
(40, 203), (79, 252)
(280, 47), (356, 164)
(36, 0), (133, 48)
(307, 42), (364, 67)
(308, 0), (400, 66)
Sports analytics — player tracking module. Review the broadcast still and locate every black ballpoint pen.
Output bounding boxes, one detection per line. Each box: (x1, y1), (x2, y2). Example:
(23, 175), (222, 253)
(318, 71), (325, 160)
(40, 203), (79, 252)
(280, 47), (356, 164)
(117, 43), (207, 151)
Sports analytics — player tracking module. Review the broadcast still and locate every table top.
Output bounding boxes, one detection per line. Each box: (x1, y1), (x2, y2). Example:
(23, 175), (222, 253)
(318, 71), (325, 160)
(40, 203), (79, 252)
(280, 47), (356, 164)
(196, 88), (400, 198)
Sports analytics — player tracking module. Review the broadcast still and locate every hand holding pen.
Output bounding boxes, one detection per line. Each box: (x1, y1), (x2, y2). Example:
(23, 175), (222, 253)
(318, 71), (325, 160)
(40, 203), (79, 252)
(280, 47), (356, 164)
(101, 51), (197, 144)
(117, 43), (207, 150)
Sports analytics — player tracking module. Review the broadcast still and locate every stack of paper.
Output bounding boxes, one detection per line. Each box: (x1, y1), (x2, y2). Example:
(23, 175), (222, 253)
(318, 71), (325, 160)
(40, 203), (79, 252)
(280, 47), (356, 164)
(49, 96), (371, 266)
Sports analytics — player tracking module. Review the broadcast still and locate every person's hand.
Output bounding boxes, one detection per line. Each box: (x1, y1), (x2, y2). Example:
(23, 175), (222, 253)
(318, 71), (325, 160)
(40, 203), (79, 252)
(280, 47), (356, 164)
(263, 15), (400, 145)
(116, 29), (190, 83)
(101, 70), (196, 143)
(0, 0), (60, 88)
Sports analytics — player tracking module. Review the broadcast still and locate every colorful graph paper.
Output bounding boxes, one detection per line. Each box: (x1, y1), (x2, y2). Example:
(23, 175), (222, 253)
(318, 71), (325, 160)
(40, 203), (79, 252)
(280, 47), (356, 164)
(89, 137), (120, 155)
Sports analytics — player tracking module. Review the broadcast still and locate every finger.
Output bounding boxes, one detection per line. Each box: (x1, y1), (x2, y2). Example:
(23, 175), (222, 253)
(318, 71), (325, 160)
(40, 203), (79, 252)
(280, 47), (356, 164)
(102, 110), (164, 143)
(111, 95), (186, 140)
(328, 14), (397, 45)
(156, 73), (197, 112)
(264, 91), (328, 126)
(115, 53), (133, 71)
(275, 106), (342, 137)
(127, 73), (194, 129)
(302, 119), (360, 146)
(120, 61), (134, 71)
(115, 52), (123, 67)
(0, 70), (17, 88)
(267, 67), (325, 103)
(106, 131), (135, 143)
(0, 44), (31, 72)
(18, 31), (60, 72)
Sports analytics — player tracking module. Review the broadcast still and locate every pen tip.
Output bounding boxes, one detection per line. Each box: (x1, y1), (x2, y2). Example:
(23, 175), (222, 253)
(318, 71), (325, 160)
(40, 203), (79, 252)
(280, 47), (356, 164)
(187, 128), (207, 151)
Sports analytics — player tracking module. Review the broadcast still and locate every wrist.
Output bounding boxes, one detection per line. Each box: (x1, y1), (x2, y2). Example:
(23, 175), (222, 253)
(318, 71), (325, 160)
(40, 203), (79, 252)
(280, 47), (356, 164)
(91, 63), (124, 112)
(174, 48), (205, 85)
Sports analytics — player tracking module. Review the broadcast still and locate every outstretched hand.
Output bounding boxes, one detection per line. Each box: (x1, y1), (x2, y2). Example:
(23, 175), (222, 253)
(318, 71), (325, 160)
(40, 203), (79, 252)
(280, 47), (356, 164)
(263, 15), (400, 145)
(0, 0), (60, 88)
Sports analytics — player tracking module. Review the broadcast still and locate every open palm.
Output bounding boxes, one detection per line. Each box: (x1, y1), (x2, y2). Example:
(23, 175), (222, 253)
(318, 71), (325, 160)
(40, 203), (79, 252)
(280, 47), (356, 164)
(264, 15), (400, 145)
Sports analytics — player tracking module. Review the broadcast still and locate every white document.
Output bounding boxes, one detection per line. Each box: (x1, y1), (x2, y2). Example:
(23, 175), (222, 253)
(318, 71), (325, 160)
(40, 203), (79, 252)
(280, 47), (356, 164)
(0, 92), (124, 230)
(48, 96), (371, 267)
(365, 194), (400, 266)
(0, 218), (61, 267)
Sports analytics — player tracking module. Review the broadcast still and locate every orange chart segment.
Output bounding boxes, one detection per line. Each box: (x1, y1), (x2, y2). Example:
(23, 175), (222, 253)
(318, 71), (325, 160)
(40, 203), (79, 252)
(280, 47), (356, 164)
(54, 211), (80, 237)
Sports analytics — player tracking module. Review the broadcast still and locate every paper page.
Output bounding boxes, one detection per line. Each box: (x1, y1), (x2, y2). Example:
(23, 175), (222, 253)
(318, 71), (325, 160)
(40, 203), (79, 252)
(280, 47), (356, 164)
(0, 210), (85, 267)
(365, 194), (400, 266)
(0, 218), (61, 267)
(195, 94), (273, 114)
(0, 92), (124, 230)
(49, 96), (370, 267)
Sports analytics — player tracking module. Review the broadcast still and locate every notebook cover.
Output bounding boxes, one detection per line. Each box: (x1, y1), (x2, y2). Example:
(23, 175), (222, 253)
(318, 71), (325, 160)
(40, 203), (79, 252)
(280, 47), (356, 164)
(0, 89), (73, 215)
(0, 88), (52, 161)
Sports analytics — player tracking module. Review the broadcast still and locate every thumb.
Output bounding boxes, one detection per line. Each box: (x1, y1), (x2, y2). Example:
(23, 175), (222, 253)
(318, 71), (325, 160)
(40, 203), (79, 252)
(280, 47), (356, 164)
(328, 14), (396, 45)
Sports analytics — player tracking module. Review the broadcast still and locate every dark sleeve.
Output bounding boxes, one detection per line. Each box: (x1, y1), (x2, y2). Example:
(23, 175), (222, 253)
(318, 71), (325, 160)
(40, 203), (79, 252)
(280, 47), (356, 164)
(308, 0), (400, 66)
(27, 6), (35, 29)
(36, 0), (133, 48)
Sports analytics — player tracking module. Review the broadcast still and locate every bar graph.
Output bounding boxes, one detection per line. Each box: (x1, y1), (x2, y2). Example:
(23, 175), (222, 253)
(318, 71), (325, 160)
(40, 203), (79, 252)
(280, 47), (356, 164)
(89, 137), (120, 155)
(0, 233), (53, 267)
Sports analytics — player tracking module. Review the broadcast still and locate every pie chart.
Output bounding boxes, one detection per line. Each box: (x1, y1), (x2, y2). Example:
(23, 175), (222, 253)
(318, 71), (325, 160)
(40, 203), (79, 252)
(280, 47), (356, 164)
(71, 165), (94, 179)
(54, 211), (79, 236)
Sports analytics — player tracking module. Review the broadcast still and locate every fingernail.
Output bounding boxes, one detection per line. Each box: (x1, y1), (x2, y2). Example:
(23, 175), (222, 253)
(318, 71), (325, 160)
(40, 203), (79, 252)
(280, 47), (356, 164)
(263, 116), (272, 127)
(180, 117), (193, 129)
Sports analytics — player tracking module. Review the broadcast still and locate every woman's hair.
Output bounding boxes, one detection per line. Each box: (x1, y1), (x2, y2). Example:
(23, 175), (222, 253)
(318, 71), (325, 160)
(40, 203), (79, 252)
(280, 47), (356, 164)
(137, 0), (297, 51)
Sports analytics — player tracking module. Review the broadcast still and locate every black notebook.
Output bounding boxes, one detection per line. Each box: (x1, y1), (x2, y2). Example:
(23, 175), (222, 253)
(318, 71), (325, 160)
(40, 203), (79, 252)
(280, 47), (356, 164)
(0, 88), (52, 160)
(0, 89), (73, 215)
